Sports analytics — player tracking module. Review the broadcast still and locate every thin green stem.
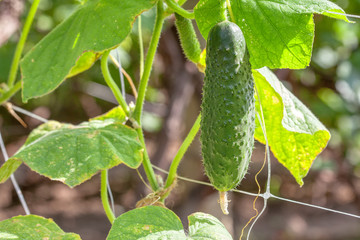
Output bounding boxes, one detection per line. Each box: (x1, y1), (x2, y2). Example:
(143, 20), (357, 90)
(226, 0), (235, 22)
(100, 50), (130, 116)
(134, 2), (165, 122)
(137, 128), (160, 191)
(162, 113), (201, 198)
(138, 16), (144, 79)
(132, 2), (165, 192)
(101, 170), (115, 223)
(164, 0), (194, 19)
(0, 81), (22, 105)
(8, 0), (41, 88)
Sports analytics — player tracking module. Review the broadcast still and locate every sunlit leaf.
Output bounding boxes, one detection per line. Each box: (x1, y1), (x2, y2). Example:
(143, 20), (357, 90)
(8, 119), (143, 187)
(21, 0), (157, 102)
(253, 67), (331, 185)
(0, 215), (81, 240)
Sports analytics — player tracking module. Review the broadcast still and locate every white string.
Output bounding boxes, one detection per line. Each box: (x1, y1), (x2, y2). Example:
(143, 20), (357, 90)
(245, 112), (270, 240)
(270, 194), (360, 219)
(326, 11), (360, 19)
(0, 132), (30, 215)
(151, 164), (360, 220)
(11, 105), (48, 123)
(116, 49), (126, 101)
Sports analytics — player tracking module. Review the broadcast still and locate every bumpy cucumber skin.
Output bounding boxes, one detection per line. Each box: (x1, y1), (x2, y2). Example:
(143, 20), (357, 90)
(175, 13), (202, 63)
(201, 21), (255, 192)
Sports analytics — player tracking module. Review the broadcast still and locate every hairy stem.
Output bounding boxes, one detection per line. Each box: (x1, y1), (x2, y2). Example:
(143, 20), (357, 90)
(100, 50), (129, 116)
(134, 2), (165, 122)
(164, 0), (195, 19)
(8, 0), (41, 88)
(101, 170), (115, 223)
(162, 113), (201, 199)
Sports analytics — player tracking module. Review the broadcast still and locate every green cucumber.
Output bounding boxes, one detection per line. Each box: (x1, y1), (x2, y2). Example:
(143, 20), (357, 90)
(200, 21), (255, 212)
(175, 13), (202, 63)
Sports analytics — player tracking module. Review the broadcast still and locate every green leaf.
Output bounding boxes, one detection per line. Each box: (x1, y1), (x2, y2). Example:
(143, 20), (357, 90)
(90, 106), (126, 123)
(253, 67), (331, 185)
(229, 0), (351, 69)
(21, 0), (157, 102)
(194, 0), (351, 69)
(188, 212), (232, 240)
(194, 0), (227, 40)
(0, 159), (22, 184)
(0, 215), (81, 240)
(107, 206), (186, 240)
(107, 206), (232, 239)
(9, 119), (143, 187)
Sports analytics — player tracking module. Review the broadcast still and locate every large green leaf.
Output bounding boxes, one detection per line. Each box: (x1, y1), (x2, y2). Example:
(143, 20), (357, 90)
(107, 206), (185, 240)
(194, 0), (227, 40)
(230, 0), (350, 69)
(194, 0), (350, 69)
(253, 68), (331, 185)
(20, 0), (157, 102)
(0, 119), (143, 187)
(0, 215), (81, 240)
(107, 206), (232, 239)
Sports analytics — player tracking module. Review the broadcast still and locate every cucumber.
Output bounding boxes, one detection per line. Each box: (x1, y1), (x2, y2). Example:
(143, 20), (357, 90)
(175, 13), (202, 63)
(200, 21), (255, 208)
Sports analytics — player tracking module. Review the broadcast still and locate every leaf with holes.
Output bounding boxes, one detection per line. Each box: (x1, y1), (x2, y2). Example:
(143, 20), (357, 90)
(0, 215), (81, 239)
(2, 119), (143, 187)
(20, 0), (157, 102)
(107, 206), (232, 240)
(195, 0), (351, 69)
(253, 67), (331, 185)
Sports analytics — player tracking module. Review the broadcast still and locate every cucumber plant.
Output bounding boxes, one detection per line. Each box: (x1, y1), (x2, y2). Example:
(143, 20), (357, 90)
(0, 0), (353, 239)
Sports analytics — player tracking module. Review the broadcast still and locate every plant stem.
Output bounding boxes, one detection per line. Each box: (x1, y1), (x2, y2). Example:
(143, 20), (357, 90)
(101, 170), (115, 223)
(132, 1), (165, 193)
(164, 0), (194, 19)
(226, 0), (235, 23)
(134, 2), (165, 122)
(138, 15), (144, 79)
(162, 113), (201, 198)
(136, 128), (160, 191)
(100, 50), (130, 116)
(7, 0), (41, 88)
(0, 81), (22, 105)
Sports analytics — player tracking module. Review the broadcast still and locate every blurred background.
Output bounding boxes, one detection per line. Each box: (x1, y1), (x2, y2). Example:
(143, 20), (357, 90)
(0, 0), (359, 239)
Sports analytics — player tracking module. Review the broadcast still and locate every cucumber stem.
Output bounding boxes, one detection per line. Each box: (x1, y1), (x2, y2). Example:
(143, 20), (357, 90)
(162, 113), (201, 199)
(134, 1), (165, 122)
(101, 170), (115, 223)
(100, 50), (130, 116)
(164, 0), (195, 19)
(7, 0), (41, 88)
